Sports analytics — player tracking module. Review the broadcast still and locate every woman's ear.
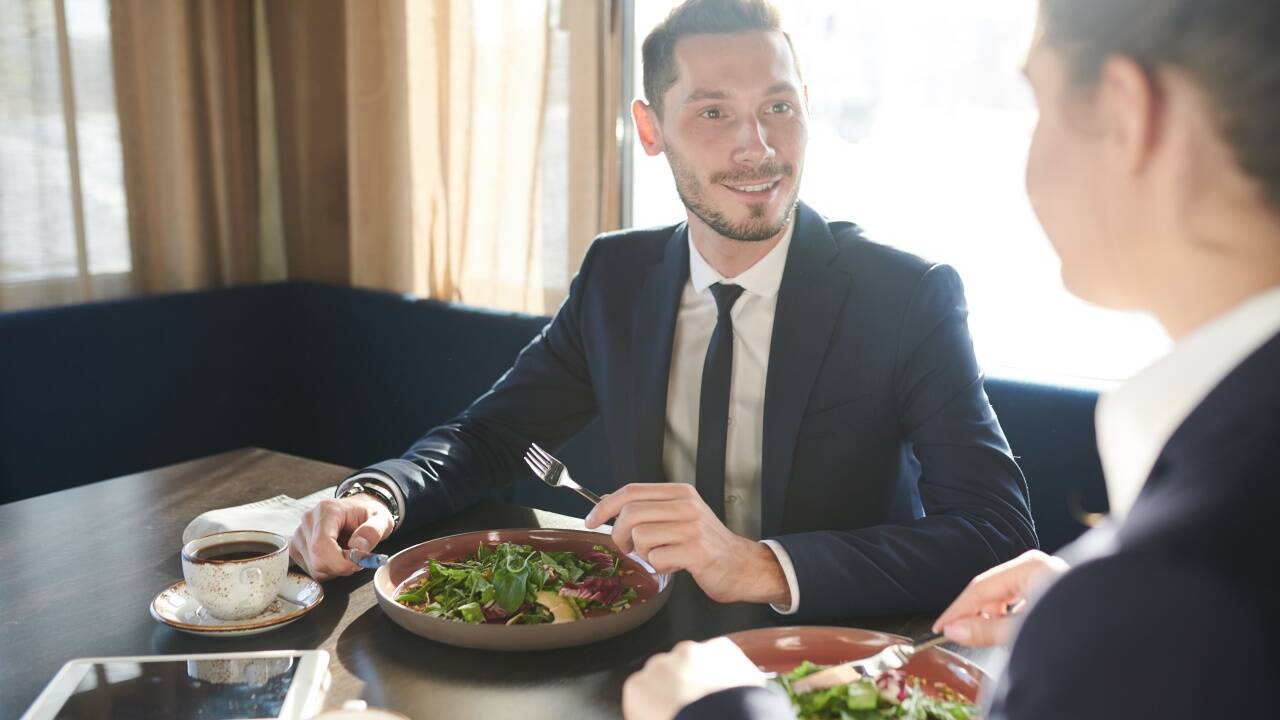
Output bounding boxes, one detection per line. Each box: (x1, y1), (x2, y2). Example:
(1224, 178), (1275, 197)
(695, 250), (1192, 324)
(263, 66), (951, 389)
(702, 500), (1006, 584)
(633, 99), (665, 157)
(1097, 56), (1161, 175)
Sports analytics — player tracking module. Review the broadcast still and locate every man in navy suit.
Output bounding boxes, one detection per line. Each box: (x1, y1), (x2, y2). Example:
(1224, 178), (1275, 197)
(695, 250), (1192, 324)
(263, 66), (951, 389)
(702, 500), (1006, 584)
(291, 0), (1036, 617)
(626, 0), (1280, 717)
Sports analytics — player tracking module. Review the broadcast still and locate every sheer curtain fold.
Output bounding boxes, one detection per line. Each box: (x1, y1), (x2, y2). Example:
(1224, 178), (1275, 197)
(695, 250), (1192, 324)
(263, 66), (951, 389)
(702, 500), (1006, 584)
(344, 0), (551, 311)
(564, 0), (624, 275)
(262, 0), (350, 285)
(110, 0), (264, 293)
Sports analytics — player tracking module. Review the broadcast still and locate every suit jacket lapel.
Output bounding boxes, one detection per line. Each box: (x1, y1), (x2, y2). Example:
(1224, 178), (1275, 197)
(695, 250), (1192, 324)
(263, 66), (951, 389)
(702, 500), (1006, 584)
(761, 204), (850, 536)
(629, 226), (689, 486)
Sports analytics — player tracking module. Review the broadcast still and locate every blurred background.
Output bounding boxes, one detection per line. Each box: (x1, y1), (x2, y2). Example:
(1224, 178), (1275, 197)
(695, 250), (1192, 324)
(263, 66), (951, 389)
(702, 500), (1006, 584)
(1, 0), (1169, 385)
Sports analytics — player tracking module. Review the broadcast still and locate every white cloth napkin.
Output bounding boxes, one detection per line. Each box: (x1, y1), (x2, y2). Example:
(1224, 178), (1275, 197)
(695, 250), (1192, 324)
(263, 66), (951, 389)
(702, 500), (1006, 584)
(182, 486), (338, 544)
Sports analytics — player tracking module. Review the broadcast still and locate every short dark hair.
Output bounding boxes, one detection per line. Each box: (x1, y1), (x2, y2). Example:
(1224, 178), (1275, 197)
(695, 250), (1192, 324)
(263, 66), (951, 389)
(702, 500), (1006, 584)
(641, 0), (799, 120)
(1039, 0), (1280, 211)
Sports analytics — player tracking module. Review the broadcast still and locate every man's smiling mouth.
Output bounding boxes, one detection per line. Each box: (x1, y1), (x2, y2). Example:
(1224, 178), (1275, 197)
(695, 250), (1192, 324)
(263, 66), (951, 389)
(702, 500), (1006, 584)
(722, 179), (781, 193)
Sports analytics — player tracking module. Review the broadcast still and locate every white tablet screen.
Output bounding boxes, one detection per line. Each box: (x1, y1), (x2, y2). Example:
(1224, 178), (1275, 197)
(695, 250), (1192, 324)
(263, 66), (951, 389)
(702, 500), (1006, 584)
(53, 656), (299, 719)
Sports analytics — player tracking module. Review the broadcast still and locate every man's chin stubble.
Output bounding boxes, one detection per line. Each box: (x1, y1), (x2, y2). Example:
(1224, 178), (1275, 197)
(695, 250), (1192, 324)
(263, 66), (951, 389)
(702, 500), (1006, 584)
(680, 191), (798, 243)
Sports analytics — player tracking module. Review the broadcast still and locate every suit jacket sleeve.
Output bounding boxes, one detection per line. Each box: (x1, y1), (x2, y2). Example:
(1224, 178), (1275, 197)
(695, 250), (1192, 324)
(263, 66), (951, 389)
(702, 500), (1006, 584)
(987, 553), (1270, 719)
(358, 243), (604, 532)
(773, 264), (1037, 618)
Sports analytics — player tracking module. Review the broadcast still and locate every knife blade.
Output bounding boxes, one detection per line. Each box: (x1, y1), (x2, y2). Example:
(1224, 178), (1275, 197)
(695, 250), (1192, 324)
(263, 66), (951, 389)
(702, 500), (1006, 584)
(345, 547), (390, 569)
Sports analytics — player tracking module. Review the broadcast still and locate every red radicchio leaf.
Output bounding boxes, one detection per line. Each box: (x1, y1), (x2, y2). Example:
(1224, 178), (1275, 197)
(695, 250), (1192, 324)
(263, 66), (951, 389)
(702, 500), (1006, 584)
(558, 576), (624, 605)
(482, 601), (509, 621)
(581, 549), (616, 573)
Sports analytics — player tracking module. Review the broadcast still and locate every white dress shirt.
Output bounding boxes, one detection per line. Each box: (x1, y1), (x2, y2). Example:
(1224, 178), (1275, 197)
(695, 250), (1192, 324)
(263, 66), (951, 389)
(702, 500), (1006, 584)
(663, 221), (802, 614)
(1094, 286), (1280, 522)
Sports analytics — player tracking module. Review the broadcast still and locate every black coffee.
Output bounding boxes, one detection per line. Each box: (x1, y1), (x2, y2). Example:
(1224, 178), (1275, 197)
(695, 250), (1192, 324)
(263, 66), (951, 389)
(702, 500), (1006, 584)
(193, 541), (278, 562)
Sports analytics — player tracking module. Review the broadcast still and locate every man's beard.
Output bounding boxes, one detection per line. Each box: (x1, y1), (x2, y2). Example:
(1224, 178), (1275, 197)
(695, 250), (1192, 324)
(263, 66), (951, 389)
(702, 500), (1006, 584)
(667, 145), (801, 242)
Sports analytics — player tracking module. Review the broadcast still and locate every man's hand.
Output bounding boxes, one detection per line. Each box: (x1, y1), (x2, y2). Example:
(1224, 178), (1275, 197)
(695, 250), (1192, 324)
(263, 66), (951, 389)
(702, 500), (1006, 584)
(932, 549), (1070, 647)
(623, 638), (767, 720)
(289, 494), (395, 581)
(584, 483), (789, 605)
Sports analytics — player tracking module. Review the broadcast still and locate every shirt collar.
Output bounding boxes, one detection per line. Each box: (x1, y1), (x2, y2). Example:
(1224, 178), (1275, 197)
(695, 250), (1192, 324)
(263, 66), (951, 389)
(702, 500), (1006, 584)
(687, 219), (795, 298)
(1096, 285), (1280, 520)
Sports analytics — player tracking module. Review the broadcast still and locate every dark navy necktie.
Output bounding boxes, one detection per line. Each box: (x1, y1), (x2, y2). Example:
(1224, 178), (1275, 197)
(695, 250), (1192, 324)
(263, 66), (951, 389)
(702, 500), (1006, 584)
(696, 282), (745, 522)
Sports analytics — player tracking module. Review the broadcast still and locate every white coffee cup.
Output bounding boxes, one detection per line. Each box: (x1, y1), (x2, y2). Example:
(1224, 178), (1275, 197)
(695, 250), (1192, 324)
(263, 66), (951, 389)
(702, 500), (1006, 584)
(181, 530), (289, 620)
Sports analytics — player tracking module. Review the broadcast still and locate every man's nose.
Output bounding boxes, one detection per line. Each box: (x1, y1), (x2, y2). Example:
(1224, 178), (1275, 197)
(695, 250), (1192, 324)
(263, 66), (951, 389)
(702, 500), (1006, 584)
(731, 115), (776, 166)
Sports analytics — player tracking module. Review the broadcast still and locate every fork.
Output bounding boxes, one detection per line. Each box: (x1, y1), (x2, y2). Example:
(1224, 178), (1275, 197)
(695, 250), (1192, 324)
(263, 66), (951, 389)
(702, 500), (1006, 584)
(770, 632), (948, 693)
(523, 443), (603, 505)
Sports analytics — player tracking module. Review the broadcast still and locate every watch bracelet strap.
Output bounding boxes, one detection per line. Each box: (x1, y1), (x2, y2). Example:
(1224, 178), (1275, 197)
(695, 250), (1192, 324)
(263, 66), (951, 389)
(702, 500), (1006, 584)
(340, 480), (401, 525)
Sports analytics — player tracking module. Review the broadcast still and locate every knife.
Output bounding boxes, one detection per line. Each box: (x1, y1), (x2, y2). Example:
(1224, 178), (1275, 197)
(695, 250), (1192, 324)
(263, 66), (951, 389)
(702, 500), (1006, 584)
(788, 633), (948, 693)
(345, 547), (390, 569)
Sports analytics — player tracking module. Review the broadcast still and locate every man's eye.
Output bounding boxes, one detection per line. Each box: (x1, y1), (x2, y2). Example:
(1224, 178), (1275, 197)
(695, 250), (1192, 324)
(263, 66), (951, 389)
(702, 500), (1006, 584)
(700, 108), (722, 120)
(768, 101), (792, 114)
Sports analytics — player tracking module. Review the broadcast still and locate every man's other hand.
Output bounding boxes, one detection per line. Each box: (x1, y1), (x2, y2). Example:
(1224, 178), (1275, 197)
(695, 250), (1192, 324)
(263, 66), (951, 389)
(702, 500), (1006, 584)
(584, 483), (789, 605)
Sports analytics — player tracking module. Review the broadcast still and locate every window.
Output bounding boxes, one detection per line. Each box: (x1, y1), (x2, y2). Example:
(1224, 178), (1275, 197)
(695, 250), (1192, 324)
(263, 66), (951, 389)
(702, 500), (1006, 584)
(0, 0), (129, 308)
(629, 0), (1171, 384)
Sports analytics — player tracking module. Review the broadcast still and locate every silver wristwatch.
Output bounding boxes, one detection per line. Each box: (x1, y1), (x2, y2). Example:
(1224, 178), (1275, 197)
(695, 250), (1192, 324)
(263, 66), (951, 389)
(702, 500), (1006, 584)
(338, 480), (402, 526)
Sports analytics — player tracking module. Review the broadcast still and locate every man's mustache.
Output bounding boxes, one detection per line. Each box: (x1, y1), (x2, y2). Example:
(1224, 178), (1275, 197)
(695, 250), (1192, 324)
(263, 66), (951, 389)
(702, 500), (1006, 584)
(709, 162), (794, 185)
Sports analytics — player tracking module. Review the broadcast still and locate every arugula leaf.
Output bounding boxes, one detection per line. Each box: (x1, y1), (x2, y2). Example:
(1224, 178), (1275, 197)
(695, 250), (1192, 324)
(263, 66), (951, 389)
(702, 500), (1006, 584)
(457, 602), (485, 624)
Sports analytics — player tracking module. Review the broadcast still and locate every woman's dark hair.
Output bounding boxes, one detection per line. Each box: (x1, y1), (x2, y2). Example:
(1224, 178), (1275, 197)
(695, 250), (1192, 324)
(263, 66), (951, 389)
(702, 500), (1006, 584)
(641, 0), (799, 120)
(1039, 0), (1280, 209)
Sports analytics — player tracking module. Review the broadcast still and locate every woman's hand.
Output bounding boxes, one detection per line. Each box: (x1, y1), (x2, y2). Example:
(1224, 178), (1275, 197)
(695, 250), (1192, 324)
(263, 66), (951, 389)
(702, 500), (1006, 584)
(932, 550), (1070, 647)
(622, 638), (767, 720)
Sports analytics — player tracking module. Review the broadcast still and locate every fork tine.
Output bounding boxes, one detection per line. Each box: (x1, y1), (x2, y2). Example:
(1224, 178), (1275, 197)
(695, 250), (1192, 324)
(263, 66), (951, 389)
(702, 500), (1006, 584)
(523, 455), (543, 477)
(523, 446), (546, 468)
(524, 452), (548, 476)
(529, 443), (552, 465)
(525, 445), (550, 471)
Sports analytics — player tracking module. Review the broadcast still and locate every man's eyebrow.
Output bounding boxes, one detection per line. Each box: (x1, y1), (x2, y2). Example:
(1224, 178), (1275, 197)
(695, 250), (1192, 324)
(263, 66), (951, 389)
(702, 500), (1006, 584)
(684, 83), (798, 103)
(684, 88), (728, 103)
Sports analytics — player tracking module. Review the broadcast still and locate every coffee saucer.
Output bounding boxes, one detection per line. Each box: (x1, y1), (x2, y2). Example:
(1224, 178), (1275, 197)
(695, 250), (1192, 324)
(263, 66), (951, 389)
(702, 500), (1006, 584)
(150, 571), (324, 637)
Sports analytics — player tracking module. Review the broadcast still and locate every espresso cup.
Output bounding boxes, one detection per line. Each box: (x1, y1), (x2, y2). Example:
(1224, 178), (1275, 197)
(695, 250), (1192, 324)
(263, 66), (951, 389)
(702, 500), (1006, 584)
(181, 530), (289, 620)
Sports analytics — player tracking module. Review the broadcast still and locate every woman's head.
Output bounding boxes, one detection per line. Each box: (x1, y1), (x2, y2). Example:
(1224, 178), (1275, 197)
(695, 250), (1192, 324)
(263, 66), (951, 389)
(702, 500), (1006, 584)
(1025, 0), (1280, 319)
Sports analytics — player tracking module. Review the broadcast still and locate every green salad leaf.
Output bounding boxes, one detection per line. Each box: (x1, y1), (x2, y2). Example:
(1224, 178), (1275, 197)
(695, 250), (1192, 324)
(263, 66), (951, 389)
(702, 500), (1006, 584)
(779, 662), (979, 720)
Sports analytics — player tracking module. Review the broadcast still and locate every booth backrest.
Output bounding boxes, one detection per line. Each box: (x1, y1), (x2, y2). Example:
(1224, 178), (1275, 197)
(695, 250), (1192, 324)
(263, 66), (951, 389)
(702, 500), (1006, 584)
(0, 282), (1104, 551)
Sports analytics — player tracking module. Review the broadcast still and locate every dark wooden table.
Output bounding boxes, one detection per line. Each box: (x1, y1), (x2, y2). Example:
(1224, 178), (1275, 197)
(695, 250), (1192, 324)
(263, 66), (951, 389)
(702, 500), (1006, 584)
(0, 448), (1000, 719)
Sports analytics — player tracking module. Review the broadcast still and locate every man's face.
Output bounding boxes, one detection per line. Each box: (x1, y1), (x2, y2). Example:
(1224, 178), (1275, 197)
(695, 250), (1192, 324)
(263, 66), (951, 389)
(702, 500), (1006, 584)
(656, 31), (808, 242)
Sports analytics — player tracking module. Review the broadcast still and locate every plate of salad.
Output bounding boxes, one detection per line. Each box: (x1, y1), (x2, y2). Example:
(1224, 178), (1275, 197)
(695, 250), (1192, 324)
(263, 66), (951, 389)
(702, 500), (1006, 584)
(373, 528), (674, 650)
(725, 626), (988, 720)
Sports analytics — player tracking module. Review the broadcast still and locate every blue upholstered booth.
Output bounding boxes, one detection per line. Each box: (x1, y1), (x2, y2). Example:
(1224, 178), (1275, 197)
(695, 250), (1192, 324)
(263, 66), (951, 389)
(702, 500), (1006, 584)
(0, 282), (1106, 552)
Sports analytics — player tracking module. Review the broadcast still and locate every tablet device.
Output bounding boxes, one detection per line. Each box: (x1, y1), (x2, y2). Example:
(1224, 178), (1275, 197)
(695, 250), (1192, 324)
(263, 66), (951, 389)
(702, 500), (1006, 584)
(21, 649), (330, 720)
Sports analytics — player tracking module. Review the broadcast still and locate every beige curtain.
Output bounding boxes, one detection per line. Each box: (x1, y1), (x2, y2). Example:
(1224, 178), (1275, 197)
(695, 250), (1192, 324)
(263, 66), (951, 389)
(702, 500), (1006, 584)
(110, 0), (270, 294)
(262, 0), (350, 285)
(105, 0), (577, 316)
(344, 0), (551, 312)
(112, 0), (351, 293)
(563, 0), (624, 294)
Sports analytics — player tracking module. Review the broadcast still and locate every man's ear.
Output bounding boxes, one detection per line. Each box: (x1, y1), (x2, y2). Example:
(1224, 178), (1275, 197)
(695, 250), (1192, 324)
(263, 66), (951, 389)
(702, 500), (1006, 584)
(1098, 56), (1159, 175)
(633, 99), (665, 156)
